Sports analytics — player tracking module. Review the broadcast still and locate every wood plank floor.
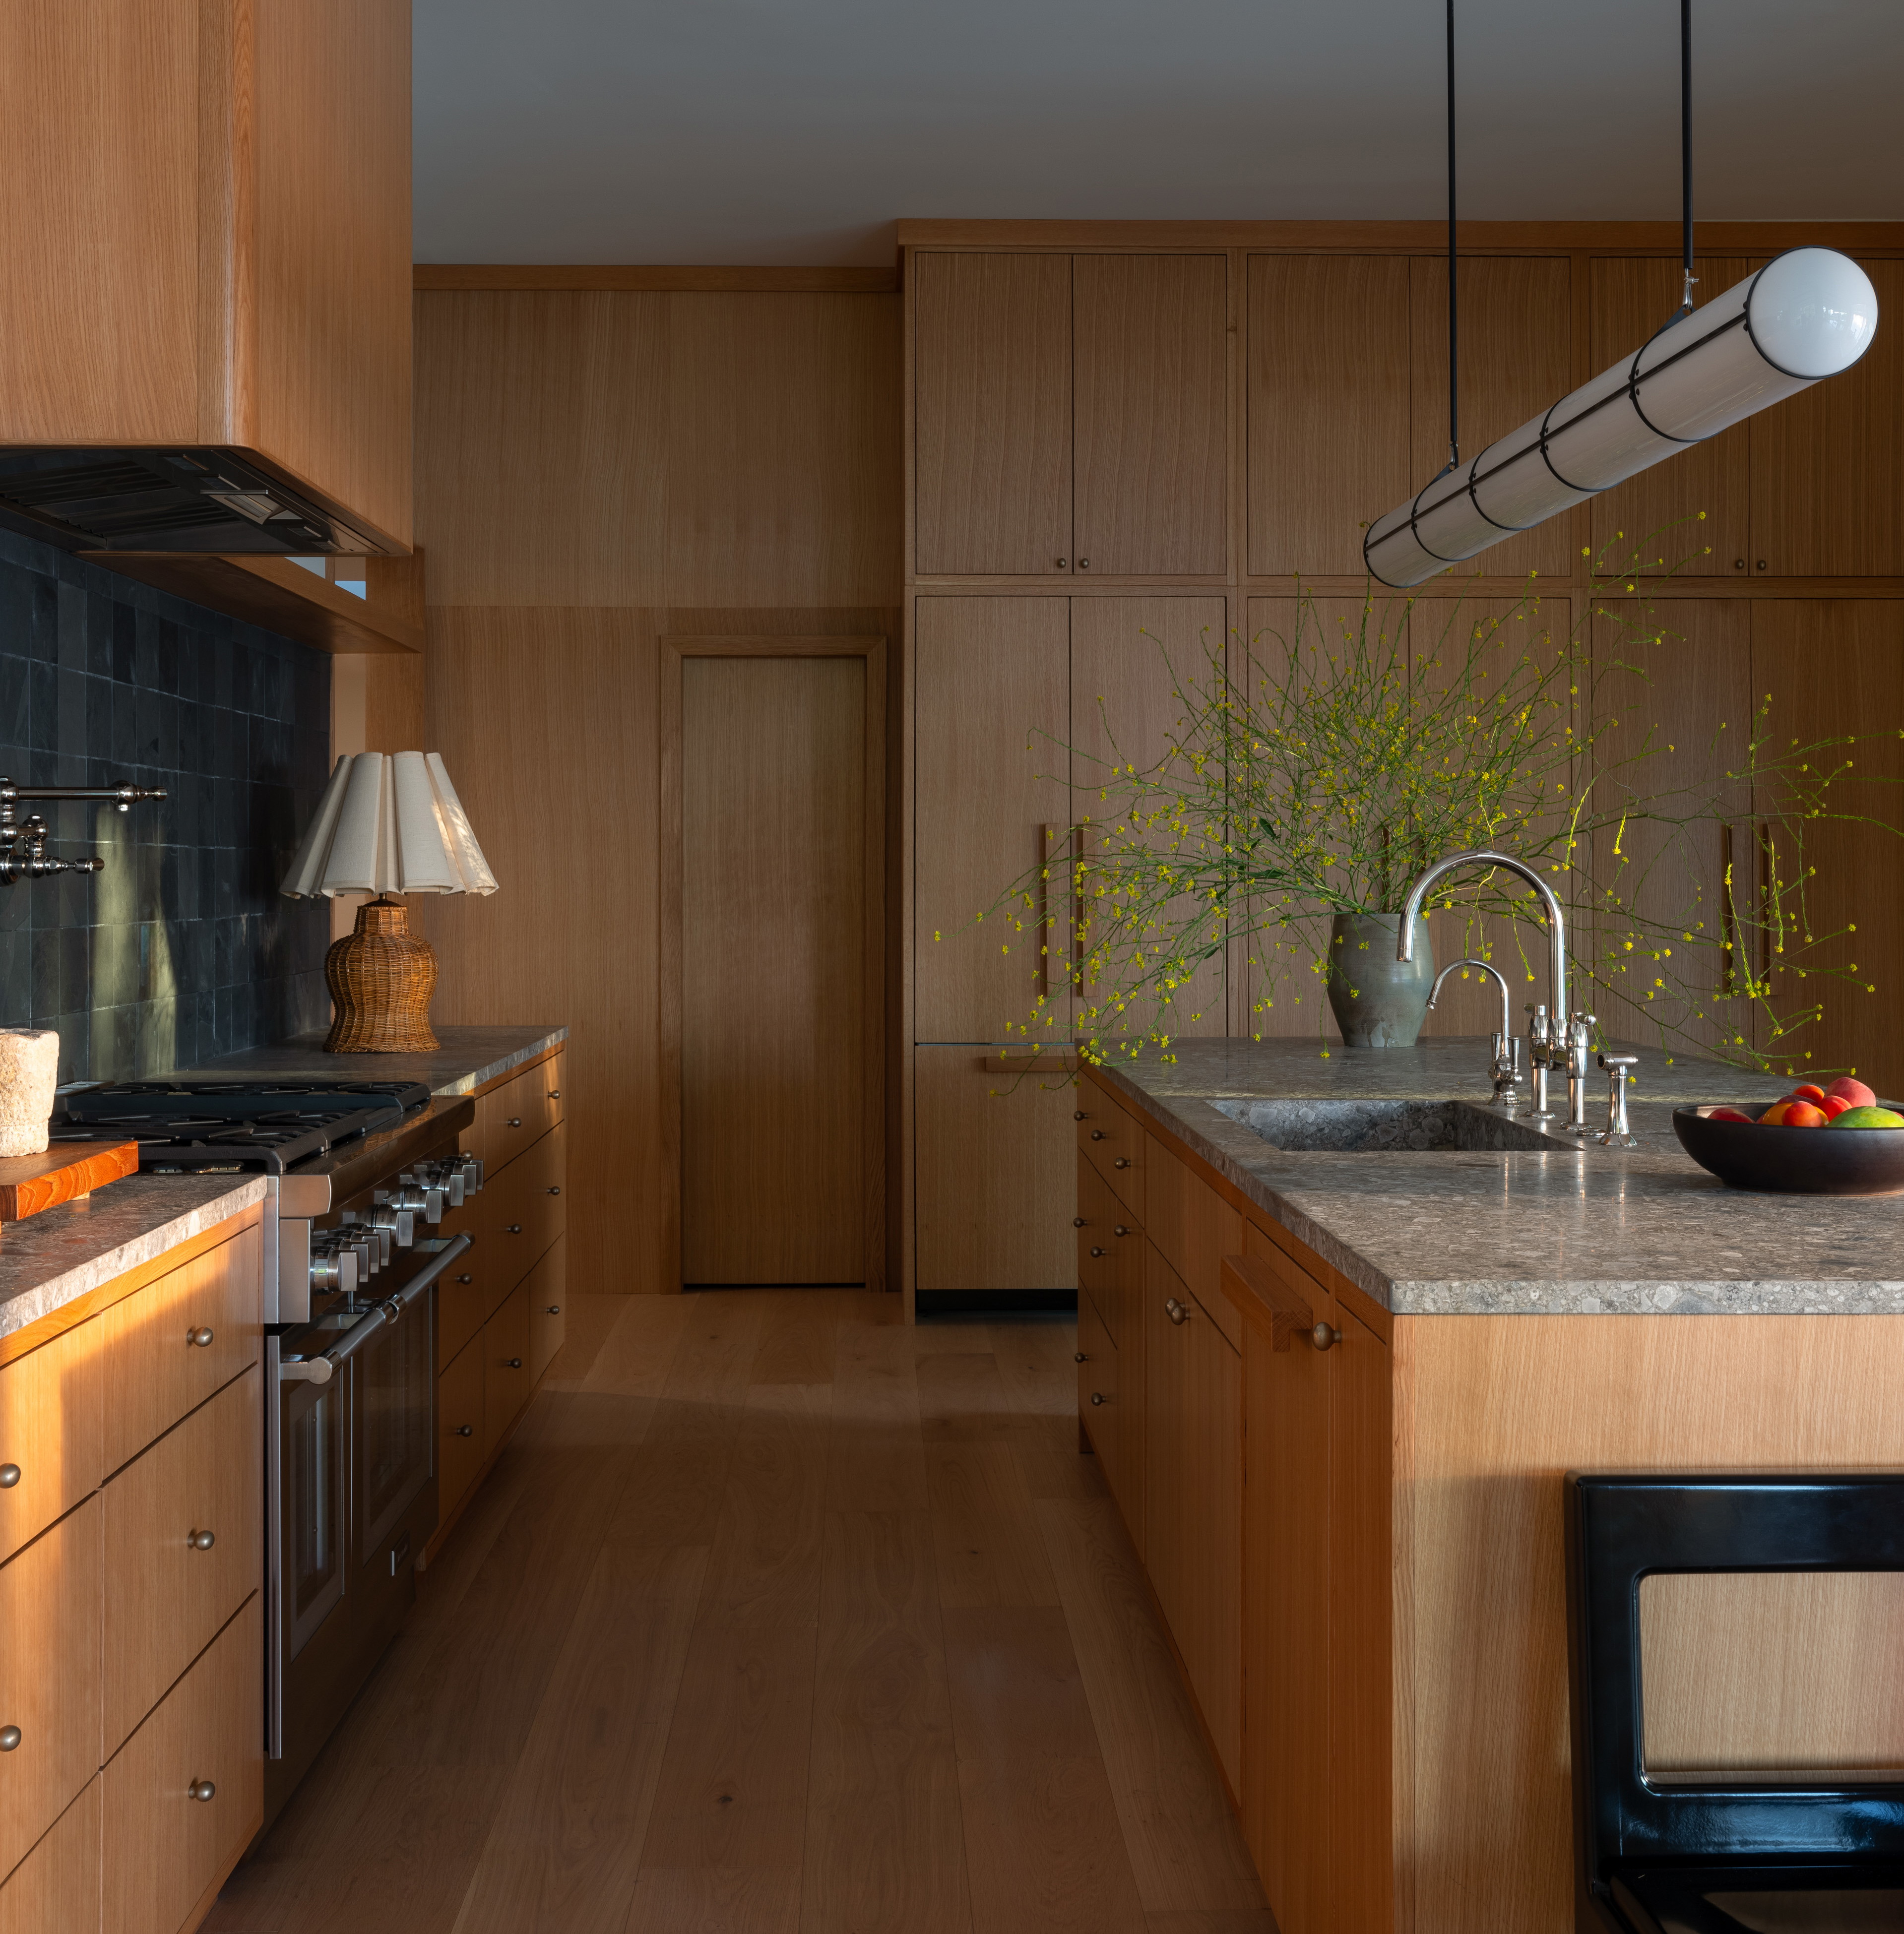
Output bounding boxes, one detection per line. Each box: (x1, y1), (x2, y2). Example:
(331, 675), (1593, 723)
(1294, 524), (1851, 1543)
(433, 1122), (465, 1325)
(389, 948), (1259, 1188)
(206, 1291), (1271, 1934)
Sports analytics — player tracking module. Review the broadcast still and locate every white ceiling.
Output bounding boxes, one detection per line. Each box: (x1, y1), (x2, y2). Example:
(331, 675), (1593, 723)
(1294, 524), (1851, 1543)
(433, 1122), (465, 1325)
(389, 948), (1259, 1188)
(414, 0), (1904, 266)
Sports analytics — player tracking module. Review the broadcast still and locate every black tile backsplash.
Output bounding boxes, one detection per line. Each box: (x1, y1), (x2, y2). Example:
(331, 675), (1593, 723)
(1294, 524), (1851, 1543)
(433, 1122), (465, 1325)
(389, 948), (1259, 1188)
(0, 526), (331, 1082)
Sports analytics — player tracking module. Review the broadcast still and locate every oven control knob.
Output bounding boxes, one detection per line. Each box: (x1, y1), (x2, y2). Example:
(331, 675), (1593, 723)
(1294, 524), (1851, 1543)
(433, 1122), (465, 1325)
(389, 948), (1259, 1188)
(367, 1201), (415, 1248)
(309, 1239), (359, 1298)
(393, 1177), (446, 1227)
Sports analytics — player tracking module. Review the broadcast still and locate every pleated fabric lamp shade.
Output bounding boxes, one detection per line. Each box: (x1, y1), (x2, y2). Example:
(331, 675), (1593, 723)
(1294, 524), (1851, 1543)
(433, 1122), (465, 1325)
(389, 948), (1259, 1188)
(281, 751), (499, 1052)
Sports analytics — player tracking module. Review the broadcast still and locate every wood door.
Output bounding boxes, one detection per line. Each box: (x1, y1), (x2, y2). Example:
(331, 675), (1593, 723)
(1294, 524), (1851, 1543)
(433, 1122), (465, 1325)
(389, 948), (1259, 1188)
(0, 1779), (98, 1934)
(1236, 1254), (1333, 1934)
(913, 1048), (1075, 1293)
(0, 1321), (103, 1567)
(482, 1282), (534, 1447)
(1073, 254), (1228, 575)
(1328, 1302), (1393, 1934)
(1750, 601), (1904, 1096)
(1143, 1245), (1243, 1793)
(914, 596), (1072, 1041)
(681, 653), (869, 1283)
(914, 252), (1073, 574)
(1588, 256), (1752, 578)
(1248, 255), (1412, 576)
(1409, 255), (1574, 581)
(1070, 595), (1229, 1038)
(1751, 258), (1904, 576)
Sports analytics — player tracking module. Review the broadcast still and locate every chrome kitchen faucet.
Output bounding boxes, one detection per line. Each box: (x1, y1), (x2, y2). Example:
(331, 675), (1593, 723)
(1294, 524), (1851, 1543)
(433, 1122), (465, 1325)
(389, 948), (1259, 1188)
(1426, 957), (1524, 1110)
(1398, 848), (1597, 1135)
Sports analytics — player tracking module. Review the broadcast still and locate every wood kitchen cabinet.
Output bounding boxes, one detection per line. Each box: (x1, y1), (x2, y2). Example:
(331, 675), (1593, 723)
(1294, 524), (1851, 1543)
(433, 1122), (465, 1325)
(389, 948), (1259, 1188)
(0, 0), (413, 553)
(914, 252), (1228, 576)
(0, 1205), (264, 1934)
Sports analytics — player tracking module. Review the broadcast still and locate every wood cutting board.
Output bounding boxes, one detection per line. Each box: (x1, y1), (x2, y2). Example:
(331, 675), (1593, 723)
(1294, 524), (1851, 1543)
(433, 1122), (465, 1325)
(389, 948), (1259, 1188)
(0, 1141), (140, 1221)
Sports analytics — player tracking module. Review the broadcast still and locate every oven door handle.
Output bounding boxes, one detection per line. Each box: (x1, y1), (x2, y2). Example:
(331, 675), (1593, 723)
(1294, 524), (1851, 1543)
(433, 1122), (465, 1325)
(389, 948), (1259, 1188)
(278, 1232), (473, 1383)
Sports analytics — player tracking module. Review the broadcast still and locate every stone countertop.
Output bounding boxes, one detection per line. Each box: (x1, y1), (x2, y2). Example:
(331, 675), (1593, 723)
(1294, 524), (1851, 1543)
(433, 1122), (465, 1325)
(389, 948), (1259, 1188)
(153, 1023), (568, 1097)
(1099, 1038), (1904, 1317)
(0, 1175), (266, 1347)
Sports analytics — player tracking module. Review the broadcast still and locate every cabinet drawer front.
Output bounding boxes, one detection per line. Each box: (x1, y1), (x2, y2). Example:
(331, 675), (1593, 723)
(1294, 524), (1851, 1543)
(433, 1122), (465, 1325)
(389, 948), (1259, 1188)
(1076, 1094), (1144, 1220)
(526, 1236), (567, 1385)
(103, 1368), (261, 1758)
(1075, 1156), (1141, 1349)
(103, 1594), (261, 1934)
(474, 1053), (566, 1178)
(103, 1225), (261, 1473)
(1078, 1289), (1121, 1457)
(0, 1322), (103, 1566)
(455, 1121), (567, 1321)
(437, 1335), (487, 1519)
(436, 1236), (502, 1370)
(0, 1497), (101, 1883)
(482, 1283), (533, 1452)
(0, 1778), (99, 1934)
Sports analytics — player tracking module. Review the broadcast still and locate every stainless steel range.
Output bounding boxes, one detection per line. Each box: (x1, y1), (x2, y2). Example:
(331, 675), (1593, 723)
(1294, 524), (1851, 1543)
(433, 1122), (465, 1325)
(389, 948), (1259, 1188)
(52, 1079), (487, 1832)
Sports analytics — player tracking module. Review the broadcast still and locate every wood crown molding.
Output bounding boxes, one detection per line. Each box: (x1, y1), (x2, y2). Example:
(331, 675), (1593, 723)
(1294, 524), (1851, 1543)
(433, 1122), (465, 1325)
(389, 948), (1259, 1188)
(897, 218), (1904, 255)
(413, 263), (899, 293)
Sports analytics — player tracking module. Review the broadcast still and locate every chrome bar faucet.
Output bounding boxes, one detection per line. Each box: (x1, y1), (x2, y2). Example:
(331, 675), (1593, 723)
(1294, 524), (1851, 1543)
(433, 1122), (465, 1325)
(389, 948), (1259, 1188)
(1427, 958), (1523, 1110)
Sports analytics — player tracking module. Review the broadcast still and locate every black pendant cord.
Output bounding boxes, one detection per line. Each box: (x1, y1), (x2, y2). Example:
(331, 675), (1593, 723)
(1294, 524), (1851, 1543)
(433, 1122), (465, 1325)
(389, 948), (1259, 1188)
(1679, 0), (1697, 313)
(1445, 0), (1459, 474)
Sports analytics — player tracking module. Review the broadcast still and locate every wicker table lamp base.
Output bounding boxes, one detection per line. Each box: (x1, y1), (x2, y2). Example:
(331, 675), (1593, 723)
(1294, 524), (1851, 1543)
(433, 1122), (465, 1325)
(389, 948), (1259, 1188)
(323, 896), (440, 1052)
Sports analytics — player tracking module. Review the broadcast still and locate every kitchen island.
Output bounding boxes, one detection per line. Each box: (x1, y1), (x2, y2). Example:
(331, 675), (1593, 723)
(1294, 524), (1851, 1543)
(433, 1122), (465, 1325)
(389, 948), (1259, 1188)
(1077, 1036), (1904, 1934)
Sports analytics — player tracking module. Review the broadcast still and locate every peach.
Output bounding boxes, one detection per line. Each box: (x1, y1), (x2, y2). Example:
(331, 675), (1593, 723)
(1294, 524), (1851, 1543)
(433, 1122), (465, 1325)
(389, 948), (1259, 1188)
(1827, 1076), (1878, 1109)
(1708, 1107), (1754, 1123)
(1757, 1103), (1793, 1125)
(1787, 1083), (1827, 1105)
(1819, 1094), (1854, 1120)
(1786, 1102), (1829, 1127)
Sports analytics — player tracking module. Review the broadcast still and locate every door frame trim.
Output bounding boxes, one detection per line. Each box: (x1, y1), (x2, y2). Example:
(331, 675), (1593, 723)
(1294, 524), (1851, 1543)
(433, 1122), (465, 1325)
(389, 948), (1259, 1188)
(659, 634), (889, 1293)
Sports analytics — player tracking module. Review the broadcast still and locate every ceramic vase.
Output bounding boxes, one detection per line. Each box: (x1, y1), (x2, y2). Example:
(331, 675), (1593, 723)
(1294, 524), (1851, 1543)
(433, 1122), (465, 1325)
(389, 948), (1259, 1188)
(1325, 911), (1434, 1048)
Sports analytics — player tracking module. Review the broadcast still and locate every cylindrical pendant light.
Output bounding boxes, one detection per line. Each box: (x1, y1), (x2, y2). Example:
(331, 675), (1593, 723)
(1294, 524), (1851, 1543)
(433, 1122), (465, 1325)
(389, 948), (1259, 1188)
(1365, 248), (1880, 588)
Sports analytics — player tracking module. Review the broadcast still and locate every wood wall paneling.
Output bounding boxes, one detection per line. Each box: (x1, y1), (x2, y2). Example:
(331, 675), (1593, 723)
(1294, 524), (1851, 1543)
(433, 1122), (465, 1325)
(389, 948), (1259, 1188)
(913, 596), (1072, 1041)
(1588, 257), (1753, 579)
(1247, 256), (1413, 577)
(1408, 254), (1575, 582)
(1072, 254), (1229, 576)
(912, 1049), (1075, 1292)
(1069, 596), (1229, 1037)
(1749, 600), (1904, 1094)
(1751, 258), (1904, 577)
(913, 253), (1073, 575)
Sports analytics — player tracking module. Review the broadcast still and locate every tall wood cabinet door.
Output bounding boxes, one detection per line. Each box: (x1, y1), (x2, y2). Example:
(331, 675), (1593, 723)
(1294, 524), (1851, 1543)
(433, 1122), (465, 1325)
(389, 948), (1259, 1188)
(915, 596), (1072, 1040)
(1751, 258), (1904, 576)
(1241, 1272), (1333, 1934)
(914, 252), (1073, 574)
(1589, 256), (1752, 577)
(1142, 1246), (1242, 1792)
(0, 1779), (98, 1934)
(914, 1048), (1075, 1291)
(1248, 256), (1411, 576)
(1409, 255), (1574, 580)
(1073, 254), (1228, 575)
(1750, 601), (1904, 1095)
(1070, 596), (1229, 1039)
(1329, 1303), (1393, 1934)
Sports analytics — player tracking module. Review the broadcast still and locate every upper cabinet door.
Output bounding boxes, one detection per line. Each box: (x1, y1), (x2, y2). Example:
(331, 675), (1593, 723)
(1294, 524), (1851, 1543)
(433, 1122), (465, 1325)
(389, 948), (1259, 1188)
(914, 253), (1073, 575)
(1073, 255), (1229, 576)
(1750, 257), (1904, 577)
(1589, 257), (1751, 579)
(1248, 256), (1412, 578)
(914, 596), (1073, 1040)
(1409, 255), (1574, 582)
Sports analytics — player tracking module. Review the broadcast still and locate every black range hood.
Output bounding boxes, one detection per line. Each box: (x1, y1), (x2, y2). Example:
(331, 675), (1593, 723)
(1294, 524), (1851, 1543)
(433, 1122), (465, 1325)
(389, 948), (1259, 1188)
(0, 448), (373, 555)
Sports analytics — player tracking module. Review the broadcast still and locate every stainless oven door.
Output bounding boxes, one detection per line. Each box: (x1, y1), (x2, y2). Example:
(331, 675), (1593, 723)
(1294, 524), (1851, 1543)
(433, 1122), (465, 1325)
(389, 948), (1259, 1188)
(280, 1352), (349, 1662)
(356, 1264), (436, 1564)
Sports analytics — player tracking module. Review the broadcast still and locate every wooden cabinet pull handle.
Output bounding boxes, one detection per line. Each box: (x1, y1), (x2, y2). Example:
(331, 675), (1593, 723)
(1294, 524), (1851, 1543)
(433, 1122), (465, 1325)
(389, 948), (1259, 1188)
(0, 1464), (18, 1490)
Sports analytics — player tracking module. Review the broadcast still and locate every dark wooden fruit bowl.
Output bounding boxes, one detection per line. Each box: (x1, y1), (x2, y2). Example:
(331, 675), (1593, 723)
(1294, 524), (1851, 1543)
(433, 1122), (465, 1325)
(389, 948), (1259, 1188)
(1673, 1103), (1904, 1195)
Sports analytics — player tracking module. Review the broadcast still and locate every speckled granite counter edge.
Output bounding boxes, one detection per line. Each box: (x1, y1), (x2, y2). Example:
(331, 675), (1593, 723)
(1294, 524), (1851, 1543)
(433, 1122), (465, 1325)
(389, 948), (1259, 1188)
(1094, 1068), (1904, 1319)
(418, 1027), (569, 1096)
(0, 1176), (267, 1346)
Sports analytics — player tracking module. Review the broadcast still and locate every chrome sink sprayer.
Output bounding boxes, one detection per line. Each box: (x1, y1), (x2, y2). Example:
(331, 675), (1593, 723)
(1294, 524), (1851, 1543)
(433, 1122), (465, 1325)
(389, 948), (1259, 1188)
(1398, 849), (1597, 1135)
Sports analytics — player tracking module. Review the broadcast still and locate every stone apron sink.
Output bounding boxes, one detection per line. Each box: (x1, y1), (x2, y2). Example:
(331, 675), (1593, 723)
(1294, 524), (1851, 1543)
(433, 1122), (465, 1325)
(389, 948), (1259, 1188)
(1211, 1097), (1563, 1154)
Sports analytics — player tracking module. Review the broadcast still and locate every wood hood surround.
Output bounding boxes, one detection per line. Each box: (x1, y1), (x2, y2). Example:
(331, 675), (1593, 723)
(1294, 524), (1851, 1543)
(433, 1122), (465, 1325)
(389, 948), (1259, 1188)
(0, 0), (413, 555)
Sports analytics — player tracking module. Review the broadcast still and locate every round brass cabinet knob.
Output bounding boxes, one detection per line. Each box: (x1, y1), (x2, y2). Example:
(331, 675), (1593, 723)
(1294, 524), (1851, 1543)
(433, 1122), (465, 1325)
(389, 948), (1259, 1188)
(0, 1726), (19, 1751)
(507, 1116), (523, 1128)
(455, 1274), (473, 1285)
(189, 1779), (216, 1803)
(1089, 1130), (1106, 1141)
(549, 1090), (562, 1100)
(454, 1425), (474, 1438)
(1733, 558), (1746, 569)
(1089, 1392), (1106, 1406)
(1072, 1217), (1086, 1229)
(188, 1326), (215, 1348)
(1073, 1111), (1087, 1123)
(1312, 1322), (1342, 1352)
(547, 1186), (561, 1196)
(546, 1305), (562, 1316)
(1113, 1157), (1131, 1170)
(0, 1464), (18, 1490)
(1113, 1225), (1129, 1238)
(1077, 558), (1091, 570)
(188, 1529), (216, 1552)
(505, 1224), (523, 1235)
(1164, 1298), (1188, 1326)
(1074, 1352), (1087, 1364)
(505, 1358), (523, 1370)
(1756, 560), (1768, 571)
(1089, 1247), (1106, 1258)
